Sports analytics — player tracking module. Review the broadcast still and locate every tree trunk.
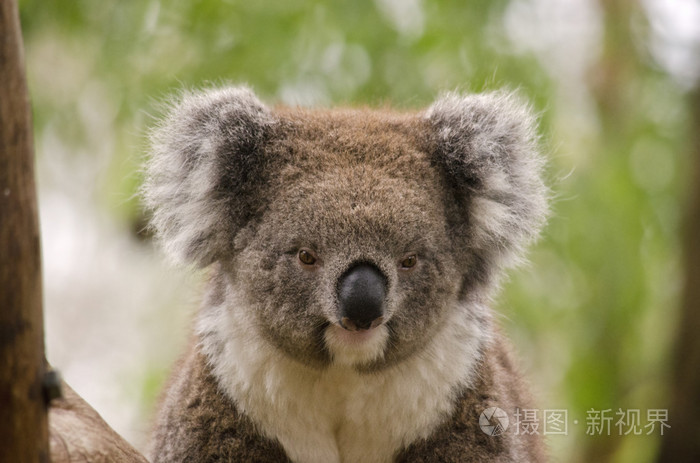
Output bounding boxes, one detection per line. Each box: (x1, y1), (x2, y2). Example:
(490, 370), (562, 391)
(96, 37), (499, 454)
(657, 88), (700, 461)
(0, 0), (50, 460)
(49, 381), (149, 463)
(1, 2), (149, 461)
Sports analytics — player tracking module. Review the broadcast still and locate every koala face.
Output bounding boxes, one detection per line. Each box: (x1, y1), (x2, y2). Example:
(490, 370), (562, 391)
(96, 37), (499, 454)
(228, 112), (462, 370)
(145, 87), (547, 372)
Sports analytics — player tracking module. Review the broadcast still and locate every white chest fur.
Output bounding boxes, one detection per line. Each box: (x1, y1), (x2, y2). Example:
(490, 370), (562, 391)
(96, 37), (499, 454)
(197, 298), (490, 463)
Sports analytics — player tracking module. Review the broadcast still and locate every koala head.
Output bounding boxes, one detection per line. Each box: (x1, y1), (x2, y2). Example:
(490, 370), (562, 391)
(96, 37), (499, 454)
(144, 86), (547, 372)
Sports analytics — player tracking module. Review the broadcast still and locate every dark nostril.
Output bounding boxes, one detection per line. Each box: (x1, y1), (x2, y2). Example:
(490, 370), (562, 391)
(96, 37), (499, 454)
(337, 263), (387, 331)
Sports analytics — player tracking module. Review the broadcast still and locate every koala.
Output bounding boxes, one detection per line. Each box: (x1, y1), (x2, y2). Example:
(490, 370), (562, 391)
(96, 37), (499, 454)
(144, 86), (548, 462)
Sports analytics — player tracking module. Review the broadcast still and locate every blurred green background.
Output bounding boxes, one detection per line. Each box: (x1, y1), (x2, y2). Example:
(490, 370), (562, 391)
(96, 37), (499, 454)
(18, 0), (700, 461)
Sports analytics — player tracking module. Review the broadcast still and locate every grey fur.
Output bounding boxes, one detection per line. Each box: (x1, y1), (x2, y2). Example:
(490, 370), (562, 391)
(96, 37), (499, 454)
(145, 85), (548, 462)
(426, 91), (548, 288)
(144, 86), (276, 267)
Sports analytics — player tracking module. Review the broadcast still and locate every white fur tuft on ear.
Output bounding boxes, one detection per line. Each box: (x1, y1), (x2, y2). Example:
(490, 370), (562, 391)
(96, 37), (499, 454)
(143, 86), (276, 267)
(426, 91), (548, 271)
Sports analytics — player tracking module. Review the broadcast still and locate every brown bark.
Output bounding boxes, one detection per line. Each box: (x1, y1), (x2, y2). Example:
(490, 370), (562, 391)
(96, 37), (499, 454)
(1, 2), (149, 460)
(657, 89), (700, 462)
(0, 0), (50, 460)
(49, 382), (149, 463)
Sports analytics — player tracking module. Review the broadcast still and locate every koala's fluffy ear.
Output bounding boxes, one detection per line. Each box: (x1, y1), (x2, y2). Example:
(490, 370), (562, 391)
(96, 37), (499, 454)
(426, 91), (548, 272)
(144, 86), (276, 267)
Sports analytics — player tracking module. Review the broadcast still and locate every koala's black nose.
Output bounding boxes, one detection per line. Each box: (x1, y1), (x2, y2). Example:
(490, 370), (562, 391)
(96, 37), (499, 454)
(337, 263), (387, 331)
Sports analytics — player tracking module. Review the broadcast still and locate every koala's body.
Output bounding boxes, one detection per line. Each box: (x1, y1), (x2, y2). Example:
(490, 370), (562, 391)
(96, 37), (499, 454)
(145, 86), (548, 462)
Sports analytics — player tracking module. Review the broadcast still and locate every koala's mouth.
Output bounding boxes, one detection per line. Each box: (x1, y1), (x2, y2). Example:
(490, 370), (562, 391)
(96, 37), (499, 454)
(323, 323), (389, 367)
(330, 323), (383, 345)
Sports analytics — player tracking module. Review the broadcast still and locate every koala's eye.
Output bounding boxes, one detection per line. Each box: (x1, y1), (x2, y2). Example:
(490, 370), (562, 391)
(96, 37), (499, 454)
(400, 254), (417, 270)
(298, 249), (317, 266)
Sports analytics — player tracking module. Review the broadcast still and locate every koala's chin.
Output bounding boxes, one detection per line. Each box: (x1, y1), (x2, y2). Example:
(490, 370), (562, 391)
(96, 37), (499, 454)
(145, 86), (548, 463)
(323, 323), (391, 368)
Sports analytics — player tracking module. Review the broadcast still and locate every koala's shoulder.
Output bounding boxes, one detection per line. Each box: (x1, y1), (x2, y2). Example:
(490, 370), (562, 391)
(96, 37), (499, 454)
(149, 344), (290, 462)
(396, 338), (545, 462)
